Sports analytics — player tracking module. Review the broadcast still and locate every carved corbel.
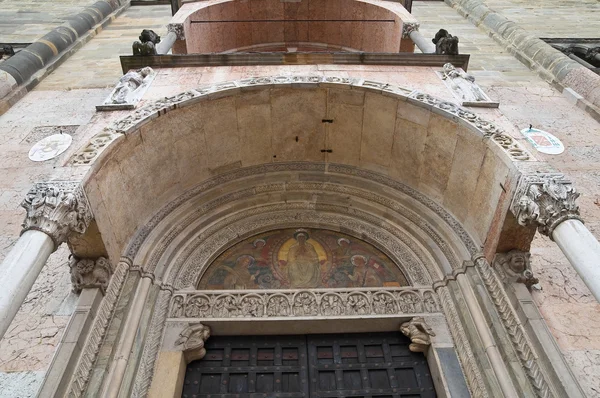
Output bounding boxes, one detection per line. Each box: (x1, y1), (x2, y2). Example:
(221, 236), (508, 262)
(69, 256), (112, 294)
(167, 23), (185, 41)
(176, 323), (211, 362)
(493, 250), (541, 290)
(400, 317), (435, 353)
(21, 181), (92, 249)
(511, 173), (582, 237)
(402, 22), (420, 39)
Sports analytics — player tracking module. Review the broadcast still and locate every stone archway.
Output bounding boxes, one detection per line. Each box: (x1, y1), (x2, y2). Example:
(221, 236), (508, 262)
(61, 77), (570, 398)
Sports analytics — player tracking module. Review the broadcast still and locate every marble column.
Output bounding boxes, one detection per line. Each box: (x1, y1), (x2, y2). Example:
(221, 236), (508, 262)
(402, 22), (435, 54)
(0, 182), (92, 339)
(157, 23), (184, 55)
(511, 173), (600, 302)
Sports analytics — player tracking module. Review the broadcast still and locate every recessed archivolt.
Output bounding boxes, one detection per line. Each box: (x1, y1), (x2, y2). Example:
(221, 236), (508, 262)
(74, 75), (532, 167)
(170, 207), (435, 288)
(127, 168), (476, 289)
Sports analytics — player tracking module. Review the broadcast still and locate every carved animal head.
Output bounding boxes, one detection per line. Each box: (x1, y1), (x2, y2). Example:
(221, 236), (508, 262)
(139, 29), (161, 44)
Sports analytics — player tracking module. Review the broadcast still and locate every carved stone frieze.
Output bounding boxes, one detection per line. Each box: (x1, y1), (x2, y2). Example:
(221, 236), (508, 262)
(168, 288), (440, 320)
(400, 316), (436, 352)
(21, 181), (92, 248)
(167, 23), (185, 41)
(511, 173), (581, 236)
(69, 256), (112, 294)
(493, 250), (540, 290)
(409, 92), (530, 160)
(402, 22), (420, 39)
(72, 75), (531, 165)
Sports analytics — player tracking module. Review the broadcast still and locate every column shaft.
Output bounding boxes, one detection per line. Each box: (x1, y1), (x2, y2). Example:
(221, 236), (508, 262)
(100, 275), (153, 398)
(156, 31), (177, 55)
(0, 230), (54, 339)
(409, 31), (435, 54)
(553, 219), (600, 302)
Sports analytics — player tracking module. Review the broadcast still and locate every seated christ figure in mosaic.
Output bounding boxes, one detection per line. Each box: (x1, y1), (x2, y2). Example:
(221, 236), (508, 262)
(284, 229), (321, 288)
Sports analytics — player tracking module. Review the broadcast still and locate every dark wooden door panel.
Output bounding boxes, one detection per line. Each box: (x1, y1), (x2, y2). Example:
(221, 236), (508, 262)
(307, 333), (436, 398)
(183, 335), (309, 398)
(182, 332), (435, 398)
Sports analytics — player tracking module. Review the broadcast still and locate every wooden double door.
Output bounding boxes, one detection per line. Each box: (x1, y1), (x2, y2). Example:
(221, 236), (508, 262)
(182, 332), (436, 398)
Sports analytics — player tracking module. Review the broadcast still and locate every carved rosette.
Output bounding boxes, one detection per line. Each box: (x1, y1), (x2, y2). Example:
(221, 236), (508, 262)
(21, 182), (92, 248)
(400, 317), (435, 353)
(511, 173), (581, 237)
(167, 23), (185, 41)
(70, 256), (112, 294)
(402, 22), (420, 39)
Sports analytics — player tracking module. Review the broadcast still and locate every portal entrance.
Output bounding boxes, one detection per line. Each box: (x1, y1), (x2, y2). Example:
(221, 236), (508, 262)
(182, 332), (436, 398)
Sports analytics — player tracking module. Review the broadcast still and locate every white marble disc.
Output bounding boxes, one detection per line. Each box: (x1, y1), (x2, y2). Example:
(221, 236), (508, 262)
(28, 133), (73, 162)
(520, 128), (564, 155)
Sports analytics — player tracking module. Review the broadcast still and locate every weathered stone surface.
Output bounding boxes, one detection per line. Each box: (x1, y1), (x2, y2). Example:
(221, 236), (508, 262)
(0, 371), (45, 398)
(0, 247), (73, 373)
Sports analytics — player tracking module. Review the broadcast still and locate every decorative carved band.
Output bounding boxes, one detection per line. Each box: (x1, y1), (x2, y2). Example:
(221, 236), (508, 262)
(71, 75), (531, 165)
(69, 256), (112, 294)
(402, 22), (420, 39)
(474, 256), (553, 398)
(511, 173), (581, 237)
(66, 261), (129, 397)
(167, 23), (185, 41)
(21, 181), (92, 248)
(168, 288), (441, 320)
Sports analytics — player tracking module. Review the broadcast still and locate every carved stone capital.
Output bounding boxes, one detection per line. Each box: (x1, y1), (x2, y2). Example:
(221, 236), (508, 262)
(493, 250), (540, 290)
(21, 182), (93, 248)
(167, 23), (185, 41)
(511, 173), (581, 237)
(400, 316), (435, 352)
(402, 22), (420, 39)
(69, 256), (112, 294)
(176, 323), (211, 362)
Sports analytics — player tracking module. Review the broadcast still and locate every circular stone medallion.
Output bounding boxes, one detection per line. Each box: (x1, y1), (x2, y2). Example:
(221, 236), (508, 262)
(520, 128), (564, 155)
(28, 133), (73, 162)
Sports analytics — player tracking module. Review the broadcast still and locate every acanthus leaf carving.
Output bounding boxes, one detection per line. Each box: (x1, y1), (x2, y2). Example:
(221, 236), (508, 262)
(511, 173), (581, 237)
(21, 181), (92, 247)
(402, 22), (420, 39)
(167, 23), (185, 41)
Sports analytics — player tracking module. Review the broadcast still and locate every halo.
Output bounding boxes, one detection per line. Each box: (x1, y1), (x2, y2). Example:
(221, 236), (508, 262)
(293, 228), (310, 240)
